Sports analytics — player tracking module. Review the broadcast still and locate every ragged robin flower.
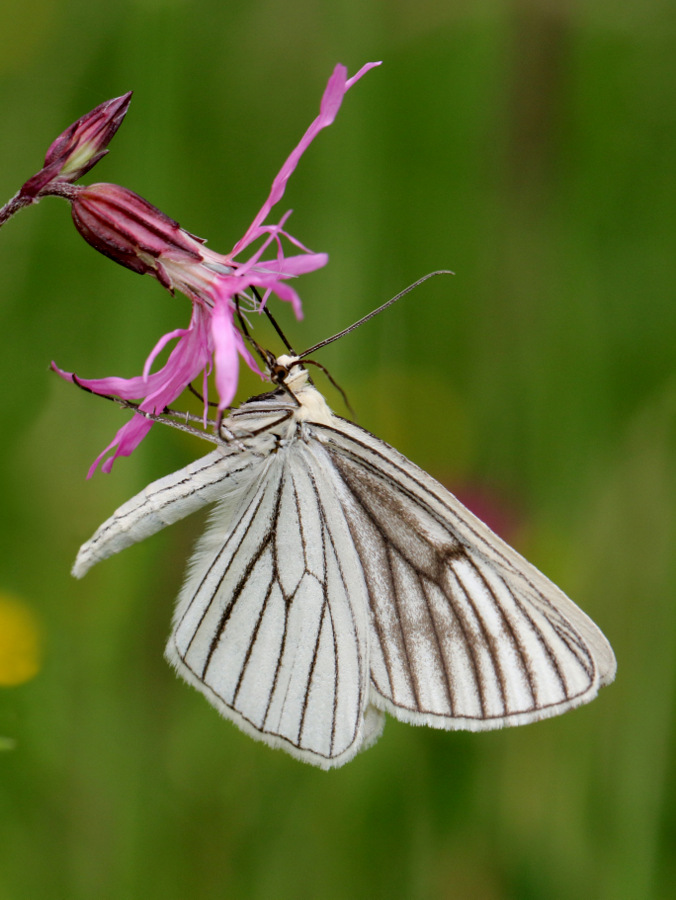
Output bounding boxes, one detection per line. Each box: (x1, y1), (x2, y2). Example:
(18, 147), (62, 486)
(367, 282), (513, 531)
(50, 62), (381, 475)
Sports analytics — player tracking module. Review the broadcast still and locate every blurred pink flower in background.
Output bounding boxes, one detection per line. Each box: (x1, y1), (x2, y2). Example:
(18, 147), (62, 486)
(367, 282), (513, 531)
(446, 480), (523, 546)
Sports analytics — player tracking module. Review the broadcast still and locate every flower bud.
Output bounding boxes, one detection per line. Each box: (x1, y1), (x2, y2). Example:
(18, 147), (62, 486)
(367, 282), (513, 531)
(70, 183), (204, 289)
(19, 92), (132, 200)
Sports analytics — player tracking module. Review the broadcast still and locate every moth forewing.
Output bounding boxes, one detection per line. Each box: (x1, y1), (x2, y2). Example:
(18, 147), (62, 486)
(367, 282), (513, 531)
(165, 436), (373, 768)
(72, 448), (241, 578)
(317, 416), (616, 728)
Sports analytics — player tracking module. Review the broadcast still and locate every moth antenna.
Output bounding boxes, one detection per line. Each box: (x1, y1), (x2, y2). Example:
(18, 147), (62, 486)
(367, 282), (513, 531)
(251, 286), (296, 354)
(235, 294), (269, 368)
(248, 289), (309, 395)
(303, 359), (355, 418)
(298, 270), (453, 359)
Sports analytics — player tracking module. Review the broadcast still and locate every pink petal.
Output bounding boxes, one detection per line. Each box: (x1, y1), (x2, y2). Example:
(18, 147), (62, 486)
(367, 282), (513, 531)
(52, 361), (161, 400)
(89, 415), (153, 477)
(142, 327), (190, 379)
(260, 251), (329, 277)
(261, 280), (303, 316)
(234, 328), (260, 375)
(232, 62), (381, 257)
(211, 299), (239, 409)
(345, 61), (382, 90)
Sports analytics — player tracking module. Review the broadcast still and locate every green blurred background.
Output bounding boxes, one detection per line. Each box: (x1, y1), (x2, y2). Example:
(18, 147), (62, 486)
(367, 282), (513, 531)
(1, 1), (675, 897)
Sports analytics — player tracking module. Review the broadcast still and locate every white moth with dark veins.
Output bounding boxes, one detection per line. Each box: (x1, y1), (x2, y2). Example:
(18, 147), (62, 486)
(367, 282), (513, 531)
(73, 354), (616, 769)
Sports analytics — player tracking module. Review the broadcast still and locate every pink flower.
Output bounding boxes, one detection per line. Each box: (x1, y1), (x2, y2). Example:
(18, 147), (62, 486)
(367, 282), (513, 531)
(53, 62), (381, 475)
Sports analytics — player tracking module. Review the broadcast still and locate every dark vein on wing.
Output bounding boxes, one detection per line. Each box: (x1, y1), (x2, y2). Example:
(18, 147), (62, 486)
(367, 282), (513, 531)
(332, 466), (426, 711)
(310, 473), (339, 755)
(201, 533), (273, 679)
(293, 468), (324, 748)
(419, 574), (455, 715)
(180, 483), (270, 659)
(453, 560), (512, 714)
(505, 587), (572, 699)
(88, 453), (252, 556)
(203, 469), (284, 678)
(299, 600), (327, 745)
(252, 475), (291, 732)
(232, 576), (276, 706)
(306, 461), (360, 750)
(335, 494), (395, 702)
(549, 619), (594, 681)
(387, 545), (423, 711)
(464, 557), (538, 709)
(321, 423), (545, 586)
(262, 593), (290, 733)
(360, 533), (395, 700)
(443, 565), (488, 717)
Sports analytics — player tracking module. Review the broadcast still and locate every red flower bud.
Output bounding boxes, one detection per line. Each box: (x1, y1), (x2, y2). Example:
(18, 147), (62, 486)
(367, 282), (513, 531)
(70, 183), (205, 289)
(20, 92), (132, 200)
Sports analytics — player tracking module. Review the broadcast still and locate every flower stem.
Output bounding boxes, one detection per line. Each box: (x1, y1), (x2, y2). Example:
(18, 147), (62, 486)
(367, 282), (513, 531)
(0, 192), (33, 228)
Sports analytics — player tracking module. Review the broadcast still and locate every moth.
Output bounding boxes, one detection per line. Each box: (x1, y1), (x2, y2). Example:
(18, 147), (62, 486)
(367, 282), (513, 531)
(73, 299), (616, 768)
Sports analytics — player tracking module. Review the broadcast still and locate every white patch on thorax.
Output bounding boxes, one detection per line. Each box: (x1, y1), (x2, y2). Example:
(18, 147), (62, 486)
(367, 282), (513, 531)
(278, 359), (336, 428)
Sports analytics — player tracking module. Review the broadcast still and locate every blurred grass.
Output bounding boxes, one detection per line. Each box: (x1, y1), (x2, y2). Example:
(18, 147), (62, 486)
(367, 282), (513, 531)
(1, 1), (675, 898)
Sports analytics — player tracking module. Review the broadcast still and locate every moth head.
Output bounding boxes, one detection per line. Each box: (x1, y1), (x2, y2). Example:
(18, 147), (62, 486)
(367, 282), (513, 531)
(266, 352), (308, 391)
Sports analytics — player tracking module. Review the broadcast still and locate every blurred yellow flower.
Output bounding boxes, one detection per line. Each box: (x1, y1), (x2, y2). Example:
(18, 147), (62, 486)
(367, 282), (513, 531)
(0, 593), (42, 686)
